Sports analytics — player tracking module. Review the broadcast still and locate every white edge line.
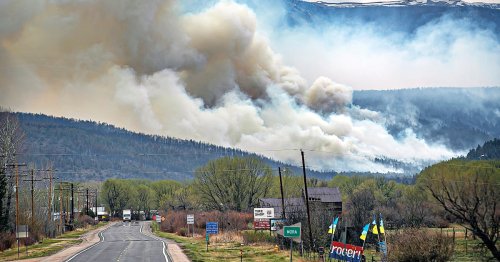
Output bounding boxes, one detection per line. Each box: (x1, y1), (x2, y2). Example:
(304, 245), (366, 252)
(162, 240), (169, 262)
(65, 227), (107, 262)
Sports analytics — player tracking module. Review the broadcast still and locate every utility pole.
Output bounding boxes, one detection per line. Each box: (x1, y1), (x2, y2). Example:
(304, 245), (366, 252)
(59, 182), (63, 234)
(95, 189), (98, 220)
(278, 167), (286, 220)
(5, 162), (27, 258)
(300, 150), (314, 252)
(30, 169), (34, 227)
(47, 170), (52, 227)
(86, 188), (89, 216)
(70, 184), (74, 225)
(23, 169), (42, 228)
(15, 163), (20, 258)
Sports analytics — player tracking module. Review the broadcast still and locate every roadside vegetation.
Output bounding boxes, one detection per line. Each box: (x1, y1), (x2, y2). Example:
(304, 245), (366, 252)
(151, 221), (311, 262)
(0, 222), (107, 261)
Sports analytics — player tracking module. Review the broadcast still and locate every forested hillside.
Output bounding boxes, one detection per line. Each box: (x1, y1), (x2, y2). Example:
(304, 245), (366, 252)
(353, 88), (500, 151)
(466, 138), (500, 160)
(14, 113), (333, 181)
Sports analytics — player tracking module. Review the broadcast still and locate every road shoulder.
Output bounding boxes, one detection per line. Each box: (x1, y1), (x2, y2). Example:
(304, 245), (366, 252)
(142, 221), (190, 262)
(20, 222), (116, 262)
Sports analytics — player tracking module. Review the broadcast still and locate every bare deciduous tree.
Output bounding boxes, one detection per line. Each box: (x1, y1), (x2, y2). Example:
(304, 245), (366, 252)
(0, 111), (25, 231)
(419, 160), (500, 260)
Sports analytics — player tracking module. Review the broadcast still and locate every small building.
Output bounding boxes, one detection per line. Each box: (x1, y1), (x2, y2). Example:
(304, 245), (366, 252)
(259, 187), (342, 219)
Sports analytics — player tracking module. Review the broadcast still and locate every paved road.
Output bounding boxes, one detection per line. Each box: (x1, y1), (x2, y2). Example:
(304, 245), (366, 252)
(66, 221), (168, 262)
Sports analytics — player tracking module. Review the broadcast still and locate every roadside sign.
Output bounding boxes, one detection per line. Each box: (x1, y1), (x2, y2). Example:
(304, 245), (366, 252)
(253, 208), (274, 219)
(16, 225), (28, 239)
(330, 241), (363, 262)
(253, 220), (270, 230)
(206, 222), (218, 234)
(187, 214), (194, 224)
(270, 219), (285, 231)
(283, 226), (301, 238)
(156, 215), (162, 223)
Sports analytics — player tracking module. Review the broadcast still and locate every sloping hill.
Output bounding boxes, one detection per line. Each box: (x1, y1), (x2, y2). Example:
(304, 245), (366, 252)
(15, 113), (333, 181)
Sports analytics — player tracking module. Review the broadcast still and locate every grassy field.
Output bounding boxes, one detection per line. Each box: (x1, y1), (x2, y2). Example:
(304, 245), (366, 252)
(0, 222), (107, 261)
(151, 222), (319, 262)
(433, 226), (492, 261)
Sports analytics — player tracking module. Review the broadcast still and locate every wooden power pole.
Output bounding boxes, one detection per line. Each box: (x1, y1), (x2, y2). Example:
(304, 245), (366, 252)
(24, 169), (41, 228)
(301, 150), (314, 252)
(47, 170), (52, 227)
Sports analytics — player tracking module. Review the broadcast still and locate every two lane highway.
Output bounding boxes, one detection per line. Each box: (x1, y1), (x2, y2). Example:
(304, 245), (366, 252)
(67, 221), (168, 262)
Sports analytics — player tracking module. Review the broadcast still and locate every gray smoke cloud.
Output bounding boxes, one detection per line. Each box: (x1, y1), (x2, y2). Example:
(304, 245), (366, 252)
(0, 0), (458, 172)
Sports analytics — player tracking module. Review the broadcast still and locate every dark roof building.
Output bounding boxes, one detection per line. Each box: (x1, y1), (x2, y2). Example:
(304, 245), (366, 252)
(259, 187), (342, 219)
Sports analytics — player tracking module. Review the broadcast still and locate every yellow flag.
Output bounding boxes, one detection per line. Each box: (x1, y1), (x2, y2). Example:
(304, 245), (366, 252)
(380, 217), (385, 234)
(372, 224), (378, 235)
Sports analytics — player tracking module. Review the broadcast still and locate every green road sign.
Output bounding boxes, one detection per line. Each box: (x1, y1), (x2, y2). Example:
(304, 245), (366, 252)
(283, 226), (301, 238)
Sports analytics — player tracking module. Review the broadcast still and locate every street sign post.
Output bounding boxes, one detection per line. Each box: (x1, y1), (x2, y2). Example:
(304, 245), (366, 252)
(187, 214), (194, 237)
(187, 214), (194, 224)
(206, 222), (218, 251)
(283, 225), (301, 262)
(16, 225), (28, 258)
(283, 226), (301, 238)
(206, 222), (218, 234)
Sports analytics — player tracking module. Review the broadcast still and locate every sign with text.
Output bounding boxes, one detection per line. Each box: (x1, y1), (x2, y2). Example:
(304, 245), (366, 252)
(206, 222), (218, 234)
(329, 241), (363, 262)
(156, 215), (161, 223)
(283, 226), (301, 238)
(187, 214), (194, 224)
(253, 220), (270, 230)
(253, 208), (274, 219)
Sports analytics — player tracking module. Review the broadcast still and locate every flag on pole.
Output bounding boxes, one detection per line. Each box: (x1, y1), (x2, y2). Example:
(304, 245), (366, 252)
(379, 215), (385, 234)
(372, 218), (379, 235)
(328, 217), (339, 234)
(360, 223), (370, 240)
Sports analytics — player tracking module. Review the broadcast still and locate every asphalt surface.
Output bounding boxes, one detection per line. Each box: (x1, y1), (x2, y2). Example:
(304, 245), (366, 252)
(66, 221), (168, 262)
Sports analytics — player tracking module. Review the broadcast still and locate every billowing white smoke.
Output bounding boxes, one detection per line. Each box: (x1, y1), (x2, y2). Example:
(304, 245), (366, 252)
(0, 0), (457, 172)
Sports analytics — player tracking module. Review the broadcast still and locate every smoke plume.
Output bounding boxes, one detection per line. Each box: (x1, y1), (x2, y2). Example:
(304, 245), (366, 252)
(0, 0), (461, 172)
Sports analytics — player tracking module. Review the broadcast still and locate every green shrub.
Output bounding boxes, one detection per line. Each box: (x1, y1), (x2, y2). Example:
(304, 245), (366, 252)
(242, 230), (275, 244)
(387, 228), (454, 262)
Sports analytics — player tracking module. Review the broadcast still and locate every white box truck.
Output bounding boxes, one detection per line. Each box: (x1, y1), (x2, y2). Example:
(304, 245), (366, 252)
(123, 209), (132, 222)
